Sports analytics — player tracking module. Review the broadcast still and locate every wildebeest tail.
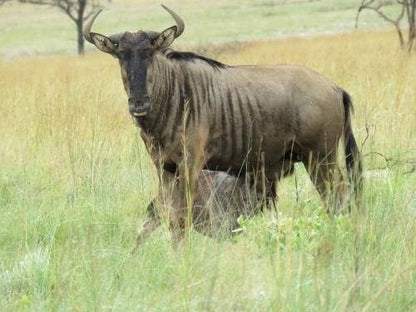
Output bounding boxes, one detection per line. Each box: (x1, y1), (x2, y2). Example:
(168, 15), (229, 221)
(342, 90), (363, 195)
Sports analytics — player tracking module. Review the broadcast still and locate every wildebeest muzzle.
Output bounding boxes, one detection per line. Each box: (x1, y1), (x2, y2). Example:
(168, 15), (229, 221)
(128, 97), (151, 117)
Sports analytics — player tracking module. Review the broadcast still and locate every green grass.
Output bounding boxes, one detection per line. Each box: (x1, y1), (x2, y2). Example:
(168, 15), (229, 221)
(1, 2), (416, 311)
(0, 0), (405, 57)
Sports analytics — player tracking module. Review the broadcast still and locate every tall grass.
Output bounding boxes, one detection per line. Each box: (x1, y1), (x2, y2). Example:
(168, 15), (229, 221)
(1, 30), (416, 311)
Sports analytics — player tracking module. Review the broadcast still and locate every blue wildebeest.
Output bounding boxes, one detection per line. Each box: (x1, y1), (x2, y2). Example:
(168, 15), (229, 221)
(84, 5), (362, 246)
(135, 170), (261, 247)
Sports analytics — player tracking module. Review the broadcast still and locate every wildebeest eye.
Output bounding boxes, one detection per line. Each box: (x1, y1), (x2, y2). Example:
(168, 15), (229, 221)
(118, 50), (130, 59)
(141, 48), (153, 54)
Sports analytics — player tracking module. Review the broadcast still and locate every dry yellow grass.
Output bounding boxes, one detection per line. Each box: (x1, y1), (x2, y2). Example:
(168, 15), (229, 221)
(2, 30), (415, 175)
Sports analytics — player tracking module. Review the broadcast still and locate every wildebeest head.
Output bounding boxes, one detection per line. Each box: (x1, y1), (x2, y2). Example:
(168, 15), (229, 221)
(83, 5), (185, 117)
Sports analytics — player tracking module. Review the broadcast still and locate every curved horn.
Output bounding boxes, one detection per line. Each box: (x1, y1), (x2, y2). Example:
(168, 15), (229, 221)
(161, 4), (185, 38)
(83, 9), (103, 43)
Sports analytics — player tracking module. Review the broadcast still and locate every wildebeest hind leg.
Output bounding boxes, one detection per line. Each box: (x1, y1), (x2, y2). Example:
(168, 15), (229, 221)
(303, 154), (344, 213)
(250, 175), (278, 212)
(265, 179), (278, 212)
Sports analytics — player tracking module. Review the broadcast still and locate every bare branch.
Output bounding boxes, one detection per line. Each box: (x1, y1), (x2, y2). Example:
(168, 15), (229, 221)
(21, 0), (54, 6)
(356, 0), (416, 51)
(357, 0), (403, 25)
(55, 0), (77, 22)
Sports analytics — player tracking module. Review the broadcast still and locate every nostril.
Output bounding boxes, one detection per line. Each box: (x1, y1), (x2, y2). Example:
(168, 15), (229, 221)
(129, 97), (149, 106)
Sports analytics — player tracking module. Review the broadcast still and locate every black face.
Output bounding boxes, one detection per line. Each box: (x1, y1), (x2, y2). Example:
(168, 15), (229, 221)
(86, 15), (178, 118)
(116, 31), (155, 118)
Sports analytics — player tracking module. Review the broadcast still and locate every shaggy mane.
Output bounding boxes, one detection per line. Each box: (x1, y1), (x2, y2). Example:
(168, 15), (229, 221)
(164, 50), (227, 71)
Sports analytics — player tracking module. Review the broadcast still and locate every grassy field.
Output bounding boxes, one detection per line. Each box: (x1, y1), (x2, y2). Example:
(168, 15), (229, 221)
(0, 0), (404, 57)
(1, 1), (416, 311)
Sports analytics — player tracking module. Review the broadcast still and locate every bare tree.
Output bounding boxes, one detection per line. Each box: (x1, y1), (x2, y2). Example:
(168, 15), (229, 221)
(1, 0), (102, 55)
(356, 0), (416, 52)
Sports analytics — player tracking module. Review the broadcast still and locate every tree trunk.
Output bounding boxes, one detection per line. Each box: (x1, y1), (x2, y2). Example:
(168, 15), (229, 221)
(408, 0), (416, 52)
(408, 27), (415, 52)
(77, 20), (84, 55)
(77, 0), (86, 55)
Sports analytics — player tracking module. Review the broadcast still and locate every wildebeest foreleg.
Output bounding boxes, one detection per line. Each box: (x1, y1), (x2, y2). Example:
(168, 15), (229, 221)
(169, 159), (204, 248)
(133, 200), (161, 250)
(169, 134), (207, 248)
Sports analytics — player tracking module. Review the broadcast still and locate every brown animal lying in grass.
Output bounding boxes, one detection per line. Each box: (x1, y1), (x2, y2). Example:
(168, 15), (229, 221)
(135, 170), (265, 247)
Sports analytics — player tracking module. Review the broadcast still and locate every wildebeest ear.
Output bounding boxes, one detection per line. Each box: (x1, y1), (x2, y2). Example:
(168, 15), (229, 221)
(153, 26), (177, 50)
(90, 33), (117, 55)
